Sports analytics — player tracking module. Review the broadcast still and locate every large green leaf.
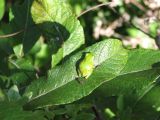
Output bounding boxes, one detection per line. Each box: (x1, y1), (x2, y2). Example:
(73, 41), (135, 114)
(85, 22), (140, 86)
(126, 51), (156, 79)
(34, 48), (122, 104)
(24, 39), (128, 109)
(0, 0), (5, 20)
(31, 0), (85, 67)
(93, 49), (160, 119)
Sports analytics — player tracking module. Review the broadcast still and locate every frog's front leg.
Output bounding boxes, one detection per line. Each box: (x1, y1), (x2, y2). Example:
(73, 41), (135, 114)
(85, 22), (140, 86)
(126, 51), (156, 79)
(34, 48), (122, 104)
(76, 69), (85, 84)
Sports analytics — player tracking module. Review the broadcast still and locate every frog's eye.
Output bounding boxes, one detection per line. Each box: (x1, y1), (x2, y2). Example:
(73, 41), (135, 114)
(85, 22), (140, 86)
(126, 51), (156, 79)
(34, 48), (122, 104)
(85, 53), (94, 61)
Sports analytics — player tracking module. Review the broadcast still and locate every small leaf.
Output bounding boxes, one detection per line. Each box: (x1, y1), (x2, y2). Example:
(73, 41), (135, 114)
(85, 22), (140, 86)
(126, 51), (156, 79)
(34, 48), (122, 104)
(7, 85), (21, 101)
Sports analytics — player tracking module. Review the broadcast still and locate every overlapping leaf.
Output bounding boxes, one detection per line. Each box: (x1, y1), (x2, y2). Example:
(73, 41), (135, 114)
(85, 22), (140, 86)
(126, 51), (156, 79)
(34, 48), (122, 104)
(31, 0), (85, 67)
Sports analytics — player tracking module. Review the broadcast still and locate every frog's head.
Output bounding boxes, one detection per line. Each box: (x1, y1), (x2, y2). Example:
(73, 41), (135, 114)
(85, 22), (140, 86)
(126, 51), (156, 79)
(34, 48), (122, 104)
(85, 52), (94, 61)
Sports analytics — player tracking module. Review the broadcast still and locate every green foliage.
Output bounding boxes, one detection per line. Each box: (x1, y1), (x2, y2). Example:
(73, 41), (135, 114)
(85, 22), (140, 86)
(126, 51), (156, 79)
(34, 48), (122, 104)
(1, 0), (160, 120)
(0, 101), (45, 120)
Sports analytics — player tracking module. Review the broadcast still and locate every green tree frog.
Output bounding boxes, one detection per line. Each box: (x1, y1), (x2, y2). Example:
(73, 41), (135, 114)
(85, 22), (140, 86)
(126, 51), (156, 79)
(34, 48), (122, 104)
(78, 52), (95, 79)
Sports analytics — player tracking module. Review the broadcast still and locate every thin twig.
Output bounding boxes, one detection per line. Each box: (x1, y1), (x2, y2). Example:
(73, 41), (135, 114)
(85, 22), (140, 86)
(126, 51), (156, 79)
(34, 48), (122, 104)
(0, 29), (24, 39)
(77, 2), (113, 18)
(1, 2), (112, 39)
(9, 59), (20, 69)
(0, 24), (36, 39)
(92, 105), (103, 120)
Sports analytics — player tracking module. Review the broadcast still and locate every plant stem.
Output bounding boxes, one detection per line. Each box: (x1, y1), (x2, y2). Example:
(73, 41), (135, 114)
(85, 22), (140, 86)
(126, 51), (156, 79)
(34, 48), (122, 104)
(77, 2), (113, 18)
(0, 29), (24, 39)
(92, 105), (104, 120)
